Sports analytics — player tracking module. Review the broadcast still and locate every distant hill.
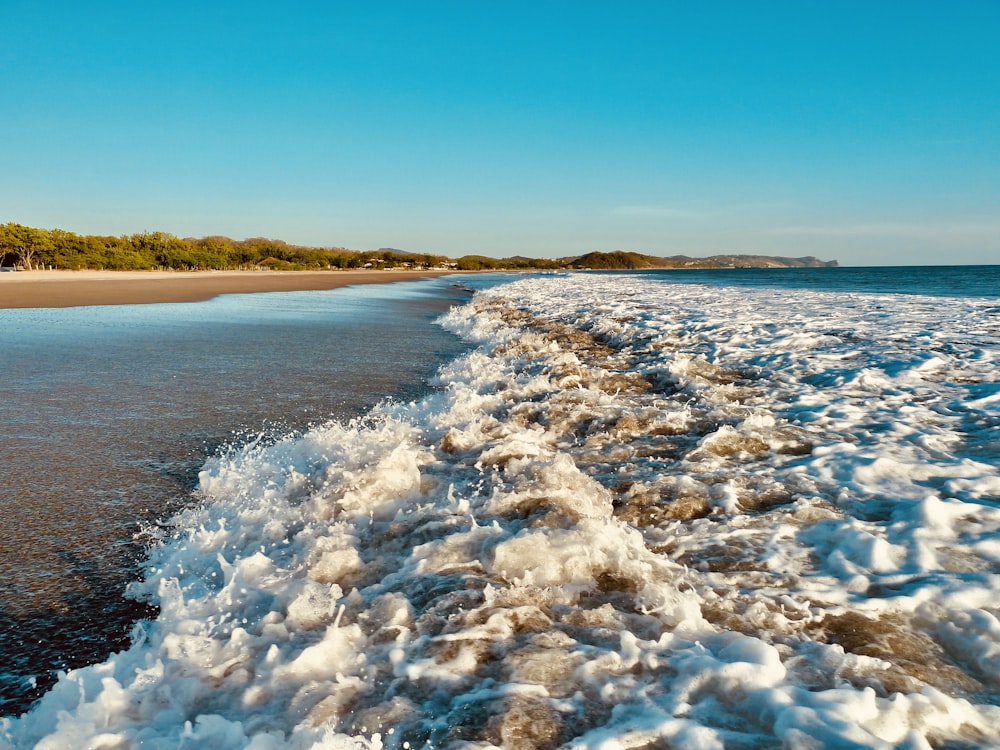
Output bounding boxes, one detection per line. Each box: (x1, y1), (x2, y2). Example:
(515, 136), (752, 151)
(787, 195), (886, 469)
(564, 251), (838, 270)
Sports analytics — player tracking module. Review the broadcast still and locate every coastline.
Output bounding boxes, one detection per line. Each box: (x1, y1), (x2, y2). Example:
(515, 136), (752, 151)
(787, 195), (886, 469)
(0, 269), (457, 309)
(0, 272), (477, 714)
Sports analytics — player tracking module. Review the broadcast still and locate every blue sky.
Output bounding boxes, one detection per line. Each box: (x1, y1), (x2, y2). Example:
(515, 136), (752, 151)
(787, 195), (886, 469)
(2, 2), (997, 266)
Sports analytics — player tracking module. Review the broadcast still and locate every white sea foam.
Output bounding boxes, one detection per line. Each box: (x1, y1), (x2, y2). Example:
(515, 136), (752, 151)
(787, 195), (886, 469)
(3, 273), (1000, 748)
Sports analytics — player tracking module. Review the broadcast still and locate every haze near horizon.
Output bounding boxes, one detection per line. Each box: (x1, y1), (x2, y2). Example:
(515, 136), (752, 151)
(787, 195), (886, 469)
(2, 2), (997, 267)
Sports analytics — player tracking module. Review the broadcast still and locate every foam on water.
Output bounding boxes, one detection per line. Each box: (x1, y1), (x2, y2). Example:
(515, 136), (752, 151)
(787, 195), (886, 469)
(3, 273), (1000, 748)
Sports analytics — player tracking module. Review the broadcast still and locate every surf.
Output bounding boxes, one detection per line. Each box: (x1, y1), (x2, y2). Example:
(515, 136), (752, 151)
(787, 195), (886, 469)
(4, 271), (999, 748)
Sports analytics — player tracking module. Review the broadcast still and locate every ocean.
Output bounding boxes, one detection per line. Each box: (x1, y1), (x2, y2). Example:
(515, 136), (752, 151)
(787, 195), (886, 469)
(2, 266), (999, 748)
(0, 277), (486, 714)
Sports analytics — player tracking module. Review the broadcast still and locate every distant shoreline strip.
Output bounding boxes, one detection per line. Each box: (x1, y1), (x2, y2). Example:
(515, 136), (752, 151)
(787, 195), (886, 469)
(0, 269), (457, 310)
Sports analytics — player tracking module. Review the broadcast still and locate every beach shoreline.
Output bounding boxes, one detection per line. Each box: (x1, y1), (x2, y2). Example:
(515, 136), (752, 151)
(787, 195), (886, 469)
(0, 269), (458, 309)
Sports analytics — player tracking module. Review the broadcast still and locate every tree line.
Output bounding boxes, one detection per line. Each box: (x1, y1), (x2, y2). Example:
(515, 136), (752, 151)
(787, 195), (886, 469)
(0, 223), (456, 271)
(0, 221), (833, 273)
(0, 223), (568, 272)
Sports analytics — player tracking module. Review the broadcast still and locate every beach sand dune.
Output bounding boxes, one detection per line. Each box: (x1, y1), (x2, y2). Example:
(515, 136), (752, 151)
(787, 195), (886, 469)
(0, 269), (454, 309)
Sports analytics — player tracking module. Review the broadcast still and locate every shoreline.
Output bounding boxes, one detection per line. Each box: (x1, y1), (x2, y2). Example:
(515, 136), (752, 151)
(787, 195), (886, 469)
(0, 269), (459, 309)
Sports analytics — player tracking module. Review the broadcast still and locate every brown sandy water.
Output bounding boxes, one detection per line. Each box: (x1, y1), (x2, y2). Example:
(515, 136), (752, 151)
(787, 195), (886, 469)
(0, 277), (476, 713)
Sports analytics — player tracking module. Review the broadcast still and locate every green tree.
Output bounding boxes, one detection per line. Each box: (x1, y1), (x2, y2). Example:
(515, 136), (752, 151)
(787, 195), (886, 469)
(0, 223), (55, 270)
(456, 255), (499, 270)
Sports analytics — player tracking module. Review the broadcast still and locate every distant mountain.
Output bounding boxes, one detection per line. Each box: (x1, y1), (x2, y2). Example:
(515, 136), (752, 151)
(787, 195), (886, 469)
(563, 251), (838, 270)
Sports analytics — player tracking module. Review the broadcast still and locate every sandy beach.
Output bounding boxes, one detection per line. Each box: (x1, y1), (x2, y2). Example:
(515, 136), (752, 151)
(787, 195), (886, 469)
(0, 269), (457, 309)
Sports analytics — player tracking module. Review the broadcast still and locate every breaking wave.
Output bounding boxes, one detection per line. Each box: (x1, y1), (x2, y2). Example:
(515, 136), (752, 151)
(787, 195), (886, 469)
(4, 273), (1000, 748)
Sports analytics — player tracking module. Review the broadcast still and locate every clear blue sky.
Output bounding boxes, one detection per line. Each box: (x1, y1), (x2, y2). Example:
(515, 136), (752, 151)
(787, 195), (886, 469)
(2, 2), (998, 265)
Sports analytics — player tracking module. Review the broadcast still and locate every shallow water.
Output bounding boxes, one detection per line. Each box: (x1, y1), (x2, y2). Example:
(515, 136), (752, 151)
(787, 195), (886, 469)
(3, 268), (1000, 748)
(0, 277), (485, 713)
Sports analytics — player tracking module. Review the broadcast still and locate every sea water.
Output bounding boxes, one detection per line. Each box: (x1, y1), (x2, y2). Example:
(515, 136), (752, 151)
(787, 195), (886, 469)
(2, 267), (999, 748)
(0, 276), (489, 714)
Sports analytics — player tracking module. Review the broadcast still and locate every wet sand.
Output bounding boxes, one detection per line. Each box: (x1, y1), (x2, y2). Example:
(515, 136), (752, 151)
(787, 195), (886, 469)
(0, 269), (456, 309)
